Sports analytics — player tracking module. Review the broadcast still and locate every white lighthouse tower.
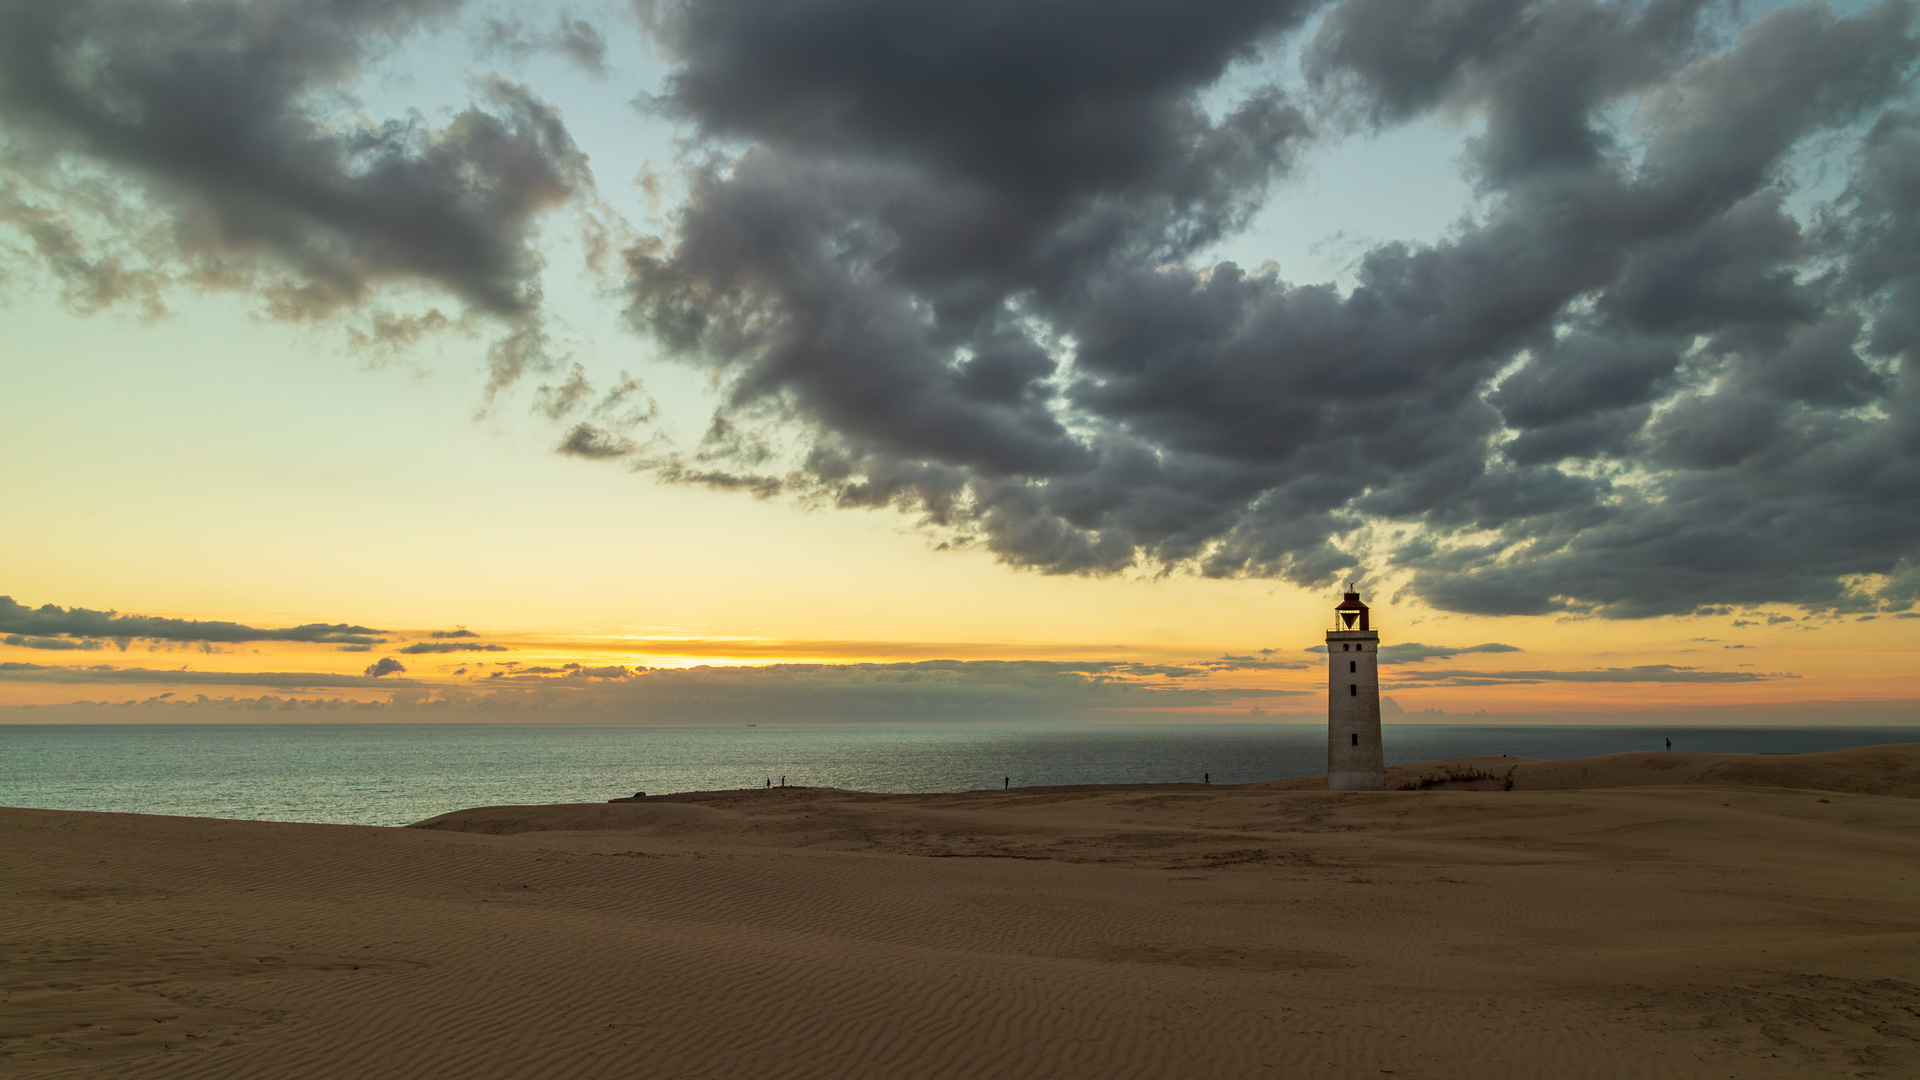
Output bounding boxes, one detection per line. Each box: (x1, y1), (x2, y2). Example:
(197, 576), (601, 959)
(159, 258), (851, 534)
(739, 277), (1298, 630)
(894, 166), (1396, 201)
(1326, 587), (1384, 791)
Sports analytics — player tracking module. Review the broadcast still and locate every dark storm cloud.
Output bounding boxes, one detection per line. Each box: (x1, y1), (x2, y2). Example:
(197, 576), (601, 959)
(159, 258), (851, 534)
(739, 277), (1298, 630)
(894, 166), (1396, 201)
(613, 0), (1920, 619)
(364, 657), (407, 677)
(396, 641), (510, 654)
(0, 0), (587, 376)
(627, 0), (1315, 553)
(0, 596), (385, 645)
(0, 661), (420, 688)
(5, 0), (1914, 623)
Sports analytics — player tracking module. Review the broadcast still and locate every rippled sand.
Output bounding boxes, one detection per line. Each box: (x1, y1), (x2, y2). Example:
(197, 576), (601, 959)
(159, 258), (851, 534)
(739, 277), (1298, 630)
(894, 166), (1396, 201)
(6, 745), (1917, 1078)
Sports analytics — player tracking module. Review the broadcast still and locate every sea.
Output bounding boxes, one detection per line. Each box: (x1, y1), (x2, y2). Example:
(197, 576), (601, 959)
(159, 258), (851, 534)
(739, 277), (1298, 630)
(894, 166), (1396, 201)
(2, 723), (1914, 828)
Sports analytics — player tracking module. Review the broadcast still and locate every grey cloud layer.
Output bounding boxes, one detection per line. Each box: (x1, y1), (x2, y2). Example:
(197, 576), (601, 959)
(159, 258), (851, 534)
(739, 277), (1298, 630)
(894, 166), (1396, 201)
(0, 661), (420, 688)
(1390, 664), (1784, 687)
(1309, 641), (1523, 663)
(3, 634), (105, 651)
(617, 0), (1920, 618)
(6, 0), (1918, 624)
(0, 596), (384, 646)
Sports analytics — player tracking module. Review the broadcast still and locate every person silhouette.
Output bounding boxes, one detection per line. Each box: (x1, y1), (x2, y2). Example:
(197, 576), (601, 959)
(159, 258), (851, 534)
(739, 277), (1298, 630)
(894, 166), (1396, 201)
(1004, 776), (1009, 790)
(1665, 738), (1671, 751)
(1204, 772), (1210, 785)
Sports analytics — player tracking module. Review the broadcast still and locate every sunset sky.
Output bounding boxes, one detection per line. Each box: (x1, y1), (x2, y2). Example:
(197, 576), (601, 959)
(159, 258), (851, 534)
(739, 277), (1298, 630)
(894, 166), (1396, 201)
(3, 0), (1917, 723)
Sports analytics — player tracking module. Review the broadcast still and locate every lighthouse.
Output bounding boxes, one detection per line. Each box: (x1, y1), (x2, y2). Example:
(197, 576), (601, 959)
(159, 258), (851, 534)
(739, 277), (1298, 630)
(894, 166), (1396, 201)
(1326, 587), (1384, 791)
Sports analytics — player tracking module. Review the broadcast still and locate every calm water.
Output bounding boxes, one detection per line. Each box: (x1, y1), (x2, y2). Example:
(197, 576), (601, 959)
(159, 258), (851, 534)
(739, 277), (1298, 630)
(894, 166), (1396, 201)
(1, 723), (1913, 827)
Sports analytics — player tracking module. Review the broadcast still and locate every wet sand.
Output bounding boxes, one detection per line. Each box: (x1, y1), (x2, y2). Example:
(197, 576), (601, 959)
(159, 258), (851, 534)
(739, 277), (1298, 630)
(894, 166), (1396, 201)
(5, 744), (1917, 1078)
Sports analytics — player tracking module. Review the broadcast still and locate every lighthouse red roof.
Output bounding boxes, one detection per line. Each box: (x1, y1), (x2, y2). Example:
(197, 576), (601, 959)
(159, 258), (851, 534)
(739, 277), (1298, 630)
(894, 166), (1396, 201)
(1334, 589), (1370, 631)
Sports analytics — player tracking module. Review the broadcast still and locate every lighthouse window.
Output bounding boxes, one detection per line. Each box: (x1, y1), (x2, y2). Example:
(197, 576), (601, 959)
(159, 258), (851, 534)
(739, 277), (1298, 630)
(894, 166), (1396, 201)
(1349, 684), (1357, 696)
(1350, 661), (1357, 673)
(1342, 643), (1350, 651)
(1352, 733), (1359, 746)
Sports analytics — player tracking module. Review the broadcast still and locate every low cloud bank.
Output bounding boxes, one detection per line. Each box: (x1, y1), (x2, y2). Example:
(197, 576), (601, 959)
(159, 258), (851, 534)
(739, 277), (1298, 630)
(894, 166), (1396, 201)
(397, 642), (512, 654)
(1307, 642), (1523, 663)
(1388, 665), (1791, 689)
(0, 657), (1303, 721)
(0, 661), (421, 689)
(0, 596), (386, 647)
(1, 652), (1804, 722)
(473, 659), (1309, 720)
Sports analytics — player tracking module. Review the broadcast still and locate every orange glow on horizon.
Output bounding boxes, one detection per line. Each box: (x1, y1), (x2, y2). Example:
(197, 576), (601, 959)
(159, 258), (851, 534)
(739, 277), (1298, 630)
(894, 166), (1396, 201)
(4, 603), (1916, 721)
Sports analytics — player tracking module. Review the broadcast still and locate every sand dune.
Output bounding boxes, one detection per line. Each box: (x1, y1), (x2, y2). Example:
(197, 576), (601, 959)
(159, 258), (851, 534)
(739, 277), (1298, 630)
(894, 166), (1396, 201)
(6, 746), (1918, 1079)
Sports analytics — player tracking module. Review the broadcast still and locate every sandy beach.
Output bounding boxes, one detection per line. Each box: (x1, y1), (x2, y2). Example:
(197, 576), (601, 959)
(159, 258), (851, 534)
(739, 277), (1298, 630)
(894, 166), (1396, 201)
(5, 745), (1917, 1079)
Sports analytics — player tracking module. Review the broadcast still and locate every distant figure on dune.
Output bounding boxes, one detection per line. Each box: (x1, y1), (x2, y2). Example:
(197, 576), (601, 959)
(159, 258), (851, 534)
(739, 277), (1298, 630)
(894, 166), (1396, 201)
(1004, 777), (1009, 789)
(1666, 738), (1672, 751)
(1204, 772), (1210, 785)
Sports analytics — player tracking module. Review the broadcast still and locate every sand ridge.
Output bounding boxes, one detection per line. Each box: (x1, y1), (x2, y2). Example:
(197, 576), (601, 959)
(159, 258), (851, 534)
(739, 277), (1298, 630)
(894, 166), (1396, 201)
(5, 745), (1918, 1078)
(1341, 743), (1920, 798)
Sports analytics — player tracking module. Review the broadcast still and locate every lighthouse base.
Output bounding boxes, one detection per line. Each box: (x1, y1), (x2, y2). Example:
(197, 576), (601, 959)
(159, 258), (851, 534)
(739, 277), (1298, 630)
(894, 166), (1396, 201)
(1327, 770), (1385, 792)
